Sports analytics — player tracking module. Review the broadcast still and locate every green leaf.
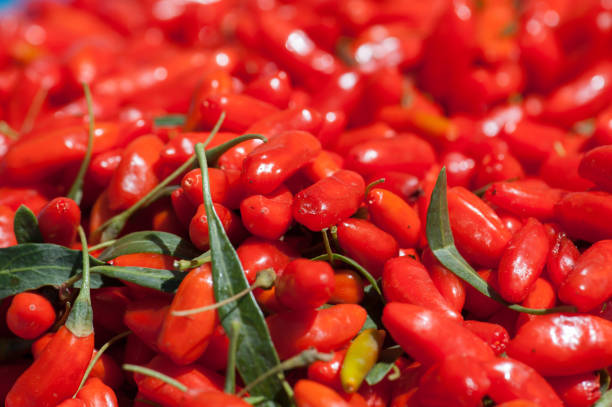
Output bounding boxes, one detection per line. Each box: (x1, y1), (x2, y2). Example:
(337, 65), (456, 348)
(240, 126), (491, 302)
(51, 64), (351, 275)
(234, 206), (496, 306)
(91, 265), (184, 293)
(153, 114), (186, 128)
(13, 205), (43, 244)
(594, 389), (612, 407)
(205, 133), (267, 166)
(195, 142), (286, 406)
(244, 396), (268, 405)
(67, 82), (95, 205)
(0, 244), (103, 300)
(365, 346), (403, 386)
(360, 312), (378, 332)
(426, 168), (576, 315)
(361, 282), (384, 331)
(98, 231), (200, 262)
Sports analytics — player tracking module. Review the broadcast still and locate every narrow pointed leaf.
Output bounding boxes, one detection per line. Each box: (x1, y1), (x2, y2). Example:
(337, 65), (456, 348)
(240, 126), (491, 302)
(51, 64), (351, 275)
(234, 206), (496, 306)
(365, 346), (403, 385)
(98, 231), (200, 262)
(195, 142), (285, 406)
(311, 253), (382, 298)
(426, 168), (576, 315)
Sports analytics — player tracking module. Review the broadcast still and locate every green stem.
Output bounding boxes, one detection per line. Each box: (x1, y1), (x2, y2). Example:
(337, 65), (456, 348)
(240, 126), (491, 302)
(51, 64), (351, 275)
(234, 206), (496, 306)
(60, 272), (83, 289)
(281, 380), (295, 404)
(364, 178), (385, 197)
(73, 331), (130, 398)
(122, 364), (187, 393)
(400, 77), (414, 108)
(88, 239), (117, 252)
(329, 226), (338, 245)
(51, 301), (72, 332)
(175, 250), (211, 271)
(225, 321), (241, 394)
(387, 364), (401, 381)
(67, 83), (95, 205)
(171, 268), (275, 316)
(321, 229), (334, 264)
(472, 177), (519, 198)
(0, 121), (19, 140)
(236, 349), (333, 398)
(20, 84), (48, 134)
(471, 182), (493, 198)
(311, 253), (383, 298)
(141, 185), (180, 208)
(94, 113), (226, 242)
(506, 303), (577, 315)
(243, 396), (268, 405)
(65, 226), (93, 337)
(94, 117), (267, 243)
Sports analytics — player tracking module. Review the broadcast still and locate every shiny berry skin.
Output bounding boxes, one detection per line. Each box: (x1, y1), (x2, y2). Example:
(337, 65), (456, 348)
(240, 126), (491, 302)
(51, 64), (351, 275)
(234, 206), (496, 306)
(37, 197), (81, 247)
(6, 293), (56, 340)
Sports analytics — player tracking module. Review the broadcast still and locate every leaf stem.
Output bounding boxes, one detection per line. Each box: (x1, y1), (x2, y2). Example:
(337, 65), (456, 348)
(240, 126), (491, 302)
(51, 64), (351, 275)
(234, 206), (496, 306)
(93, 113), (226, 242)
(225, 321), (241, 394)
(20, 84), (48, 134)
(141, 185), (180, 208)
(65, 226), (94, 337)
(237, 349), (333, 397)
(0, 121), (19, 140)
(73, 330), (130, 398)
(60, 272), (83, 289)
(175, 250), (211, 271)
(311, 253), (383, 298)
(365, 178), (385, 197)
(472, 177), (519, 198)
(171, 268), (275, 316)
(94, 115), (267, 242)
(388, 364), (401, 381)
(67, 82), (95, 205)
(88, 239), (117, 252)
(321, 229), (334, 264)
(122, 364), (187, 393)
(195, 139), (286, 402)
(243, 396), (268, 405)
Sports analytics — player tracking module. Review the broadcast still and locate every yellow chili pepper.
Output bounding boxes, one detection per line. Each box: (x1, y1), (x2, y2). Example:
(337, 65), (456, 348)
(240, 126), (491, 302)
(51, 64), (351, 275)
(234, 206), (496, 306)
(340, 328), (385, 393)
(409, 110), (458, 142)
